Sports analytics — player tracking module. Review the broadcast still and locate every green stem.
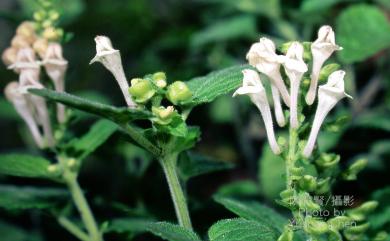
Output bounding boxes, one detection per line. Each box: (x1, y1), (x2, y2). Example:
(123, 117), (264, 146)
(65, 175), (102, 241)
(59, 156), (102, 241)
(58, 216), (90, 241)
(286, 128), (298, 187)
(121, 123), (161, 156)
(160, 153), (193, 230)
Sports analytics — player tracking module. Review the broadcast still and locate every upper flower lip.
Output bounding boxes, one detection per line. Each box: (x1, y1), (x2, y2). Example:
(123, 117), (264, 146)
(282, 42), (308, 74)
(8, 48), (40, 70)
(95, 36), (118, 55)
(319, 70), (352, 99)
(312, 25), (342, 51)
(42, 43), (68, 66)
(233, 69), (264, 96)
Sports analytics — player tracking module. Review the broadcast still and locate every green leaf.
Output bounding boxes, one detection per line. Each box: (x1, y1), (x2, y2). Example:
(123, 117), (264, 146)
(172, 127), (201, 153)
(191, 15), (257, 47)
(178, 152), (234, 181)
(369, 187), (390, 229)
(208, 218), (278, 241)
(0, 220), (44, 241)
(29, 88), (151, 123)
(196, 0), (281, 18)
(147, 222), (201, 241)
(213, 196), (287, 233)
(0, 185), (68, 210)
(107, 220), (201, 241)
(336, 4), (390, 63)
(106, 218), (153, 234)
(0, 97), (19, 121)
(300, 0), (346, 12)
(65, 120), (117, 161)
(186, 65), (252, 105)
(0, 154), (54, 179)
(258, 144), (285, 200)
(216, 180), (259, 197)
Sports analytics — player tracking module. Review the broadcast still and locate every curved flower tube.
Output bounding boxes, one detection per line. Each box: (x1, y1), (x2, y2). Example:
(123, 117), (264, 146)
(43, 43), (68, 123)
(303, 70), (352, 157)
(306, 26), (342, 105)
(270, 84), (286, 127)
(246, 37), (290, 107)
(282, 42), (308, 129)
(90, 36), (136, 108)
(233, 69), (281, 155)
(4, 82), (44, 148)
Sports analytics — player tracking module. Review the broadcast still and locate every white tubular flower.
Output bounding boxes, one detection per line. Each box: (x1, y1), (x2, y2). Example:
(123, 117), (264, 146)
(4, 81), (44, 148)
(28, 94), (55, 147)
(306, 26), (342, 105)
(282, 42), (308, 129)
(43, 43), (68, 123)
(233, 69), (281, 155)
(270, 84), (286, 127)
(303, 70), (352, 157)
(9, 48), (43, 92)
(90, 36), (136, 108)
(246, 37), (290, 107)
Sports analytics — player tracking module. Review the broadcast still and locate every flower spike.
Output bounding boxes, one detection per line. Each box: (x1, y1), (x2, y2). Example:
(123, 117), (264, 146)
(90, 36), (136, 108)
(306, 26), (342, 105)
(282, 42), (308, 129)
(233, 69), (281, 155)
(246, 37), (290, 107)
(303, 70), (352, 157)
(43, 43), (68, 123)
(4, 82), (44, 148)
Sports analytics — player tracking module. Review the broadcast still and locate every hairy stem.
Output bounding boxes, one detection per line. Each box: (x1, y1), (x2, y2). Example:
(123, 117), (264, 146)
(160, 153), (193, 230)
(58, 216), (90, 241)
(59, 156), (102, 241)
(66, 176), (102, 241)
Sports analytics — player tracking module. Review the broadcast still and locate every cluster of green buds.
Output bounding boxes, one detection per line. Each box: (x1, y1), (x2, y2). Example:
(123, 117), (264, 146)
(90, 36), (193, 127)
(32, 0), (63, 41)
(129, 73), (193, 126)
(1, 1), (67, 148)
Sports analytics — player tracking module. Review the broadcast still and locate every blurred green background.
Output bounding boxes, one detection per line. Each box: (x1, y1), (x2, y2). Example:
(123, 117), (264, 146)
(0, 0), (390, 240)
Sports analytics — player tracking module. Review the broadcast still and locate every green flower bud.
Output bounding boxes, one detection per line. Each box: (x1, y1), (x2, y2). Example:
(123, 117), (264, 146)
(279, 189), (295, 207)
(328, 229), (343, 241)
(33, 10), (46, 22)
(48, 10), (60, 21)
(152, 106), (176, 125)
(319, 63), (340, 84)
(277, 226), (293, 241)
(42, 20), (52, 28)
(298, 192), (321, 211)
(129, 78), (156, 103)
(304, 216), (329, 236)
(347, 201), (378, 221)
(291, 167), (304, 176)
(66, 158), (79, 172)
(315, 178), (331, 194)
(343, 223), (370, 240)
(316, 153), (340, 169)
(166, 81), (192, 105)
(47, 164), (62, 177)
(327, 216), (352, 230)
(299, 175), (317, 192)
(342, 159), (367, 181)
(152, 72), (167, 88)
